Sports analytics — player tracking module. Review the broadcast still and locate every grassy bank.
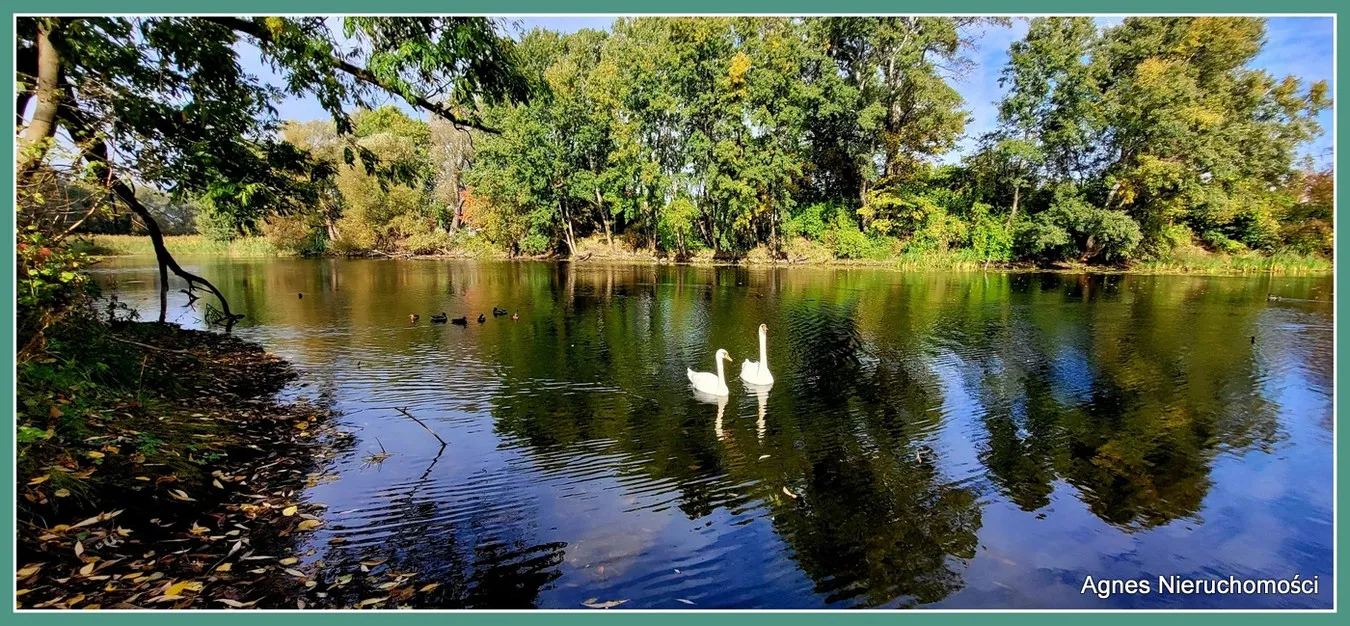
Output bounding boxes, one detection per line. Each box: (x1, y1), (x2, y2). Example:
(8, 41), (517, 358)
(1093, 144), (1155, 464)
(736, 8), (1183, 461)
(78, 233), (1331, 275)
(73, 234), (286, 258)
(16, 320), (343, 609)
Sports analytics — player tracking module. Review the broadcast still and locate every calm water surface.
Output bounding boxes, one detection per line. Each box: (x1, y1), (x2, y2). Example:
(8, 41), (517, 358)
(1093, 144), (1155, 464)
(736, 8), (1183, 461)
(93, 258), (1334, 609)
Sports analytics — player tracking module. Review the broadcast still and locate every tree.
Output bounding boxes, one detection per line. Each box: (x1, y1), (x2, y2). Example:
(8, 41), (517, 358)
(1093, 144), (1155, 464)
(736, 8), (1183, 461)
(15, 16), (530, 324)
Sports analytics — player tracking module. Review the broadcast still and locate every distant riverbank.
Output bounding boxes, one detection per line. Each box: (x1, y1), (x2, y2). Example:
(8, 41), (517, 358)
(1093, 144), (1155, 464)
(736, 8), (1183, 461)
(75, 234), (1333, 276)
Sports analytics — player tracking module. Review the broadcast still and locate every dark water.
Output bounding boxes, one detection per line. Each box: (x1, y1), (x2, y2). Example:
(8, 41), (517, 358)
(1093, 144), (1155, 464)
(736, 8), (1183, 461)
(92, 258), (1334, 609)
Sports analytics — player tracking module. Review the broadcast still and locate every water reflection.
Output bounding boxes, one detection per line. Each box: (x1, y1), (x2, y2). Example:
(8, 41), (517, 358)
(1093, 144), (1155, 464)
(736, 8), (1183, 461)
(92, 258), (1333, 609)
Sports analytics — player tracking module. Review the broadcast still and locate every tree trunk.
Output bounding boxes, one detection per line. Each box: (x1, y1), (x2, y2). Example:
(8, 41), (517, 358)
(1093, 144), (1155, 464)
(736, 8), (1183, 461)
(17, 20), (61, 178)
(596, 188), (614, 252)
(1006, 184), (1020, 227)
(644, 198), (656, 254)
(560, 199), (577, 257)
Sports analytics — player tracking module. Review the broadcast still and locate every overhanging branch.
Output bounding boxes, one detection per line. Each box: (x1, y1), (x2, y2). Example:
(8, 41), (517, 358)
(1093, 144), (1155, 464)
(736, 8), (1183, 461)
(208, 16), (502, 135)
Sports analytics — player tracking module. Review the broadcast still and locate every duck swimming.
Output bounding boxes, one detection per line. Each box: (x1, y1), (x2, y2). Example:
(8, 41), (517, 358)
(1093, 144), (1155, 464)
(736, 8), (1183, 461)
(451, 316), (468, 326)
(409, 314), (420, 323)
(430, 312), (448, 324)
(477, 313), (487, 323)
(511, 311), (519, 320)
(493, 307), (508, 317)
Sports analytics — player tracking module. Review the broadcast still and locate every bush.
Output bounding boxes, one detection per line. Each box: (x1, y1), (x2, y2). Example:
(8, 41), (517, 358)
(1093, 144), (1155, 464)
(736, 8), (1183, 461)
(261, 215), (323, 255)
(783, 202), (837, 241)
(193, 203), (240, 242)
(825, 210), (870, 259)
(1017, 191), (1141, 263)
(1200, 229), (1245, 254)
(967, 202), (1013, 263)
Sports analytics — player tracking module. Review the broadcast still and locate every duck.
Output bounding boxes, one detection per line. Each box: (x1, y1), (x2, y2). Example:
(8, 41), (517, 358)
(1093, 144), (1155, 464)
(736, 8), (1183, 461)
(740, 324), (774, 386)
(477, 313), (487, 323)
(511, 311), (519, 321)
(409, 314), (420, 323)
(451, 316), (468, 326)
(430, 312), (448, 324)
(493, 307), (508, 317)
(687, 349), (733, 396)
(298, 293), (303, 299)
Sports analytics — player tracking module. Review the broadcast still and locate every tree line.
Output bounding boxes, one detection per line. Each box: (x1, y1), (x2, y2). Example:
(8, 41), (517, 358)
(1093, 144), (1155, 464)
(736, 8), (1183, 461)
(205, 16), (1330, 266)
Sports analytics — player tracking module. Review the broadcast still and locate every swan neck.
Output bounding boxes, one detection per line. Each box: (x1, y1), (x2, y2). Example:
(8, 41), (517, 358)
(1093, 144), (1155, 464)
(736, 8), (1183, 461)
(715, 357), (726, 384)
(758, 330), (768, 368)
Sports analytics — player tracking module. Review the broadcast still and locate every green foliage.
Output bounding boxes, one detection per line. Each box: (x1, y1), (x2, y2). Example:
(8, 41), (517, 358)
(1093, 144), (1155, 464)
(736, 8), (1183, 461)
(1018, 190), (1142, 262)
(34, 16), (1328, 268)
(967, 203), (1014, 262)
(783, 203), (839, 242)
(194, 202), (241, 242)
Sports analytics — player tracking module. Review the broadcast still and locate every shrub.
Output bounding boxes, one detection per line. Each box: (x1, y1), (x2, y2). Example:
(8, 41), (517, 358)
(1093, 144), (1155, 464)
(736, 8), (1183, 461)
(783, 202), (837, 241)
(194, 203), (239, 242)
(1017, 190), (1141, 263)
(261, 215), (322, 255)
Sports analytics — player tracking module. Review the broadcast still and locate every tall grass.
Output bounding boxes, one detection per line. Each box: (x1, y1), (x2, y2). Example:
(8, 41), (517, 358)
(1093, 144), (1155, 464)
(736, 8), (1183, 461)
(1133, 249), (1332, 275)
(73, 234), (285, 257)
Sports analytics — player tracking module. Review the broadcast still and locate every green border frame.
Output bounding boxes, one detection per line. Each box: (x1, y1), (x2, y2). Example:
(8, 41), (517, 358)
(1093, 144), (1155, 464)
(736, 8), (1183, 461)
(2, 2), (1342, 621)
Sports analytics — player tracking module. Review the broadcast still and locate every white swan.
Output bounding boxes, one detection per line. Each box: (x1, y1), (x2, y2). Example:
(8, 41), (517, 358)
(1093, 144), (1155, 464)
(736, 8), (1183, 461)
(688, 348), (732, 396)
(740, 324), (774, 386)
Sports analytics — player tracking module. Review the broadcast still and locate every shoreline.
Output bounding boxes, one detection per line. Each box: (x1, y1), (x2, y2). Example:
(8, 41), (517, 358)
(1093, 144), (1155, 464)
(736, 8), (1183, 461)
(16, 324), (345, 609)
(84, 249), (1334, 278)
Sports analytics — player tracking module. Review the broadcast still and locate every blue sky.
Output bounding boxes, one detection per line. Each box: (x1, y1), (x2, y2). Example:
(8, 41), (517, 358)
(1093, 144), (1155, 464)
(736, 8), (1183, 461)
(250, 16), (1334, 165)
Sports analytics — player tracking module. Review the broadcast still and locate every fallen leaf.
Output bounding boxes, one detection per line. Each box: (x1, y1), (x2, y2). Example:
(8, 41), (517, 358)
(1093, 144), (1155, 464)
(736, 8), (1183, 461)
(87, 451), (104, 459)
(419, 583), (439, 592)
(17, 564), (41, 578)
(215, 598), (256, 608)
(758, 454), (771, 460)
(27, 475), (50, 486)
(168, 489), (194, 502)
(782, 486), (799, 499)
(677, 598), (696, 605)
(278, 557), (299, 566)
(295, 519), (321, 531)
(358, 597), (385, 607)
(74, 542), (84, 557)
(284, 568), (306, 578)
(282, 506), (297, 517)
(215, 563), (232, 573)
(54, 489), (71, 497)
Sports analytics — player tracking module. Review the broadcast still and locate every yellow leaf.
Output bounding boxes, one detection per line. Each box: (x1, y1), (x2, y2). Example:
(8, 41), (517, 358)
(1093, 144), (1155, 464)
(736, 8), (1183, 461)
(278, 557), (299, 566)
(79, 562), (95, 576)
(27, 475), (50, 486)
(54, 489), (70, 498)
(294, 421), (309, 430)
(295, 519), (321, 531)
(419, 583), (439, 592)
(168, 489), (194, 502)
(282, 506), (297, 517)
(87, 451), (104, 459)
(17, 564), (41, 578)
(215, 563), (232, 573)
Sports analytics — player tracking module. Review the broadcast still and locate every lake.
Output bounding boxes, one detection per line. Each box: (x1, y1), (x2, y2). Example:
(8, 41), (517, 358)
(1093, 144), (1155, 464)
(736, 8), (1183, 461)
(91, 257), (1334, 609)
